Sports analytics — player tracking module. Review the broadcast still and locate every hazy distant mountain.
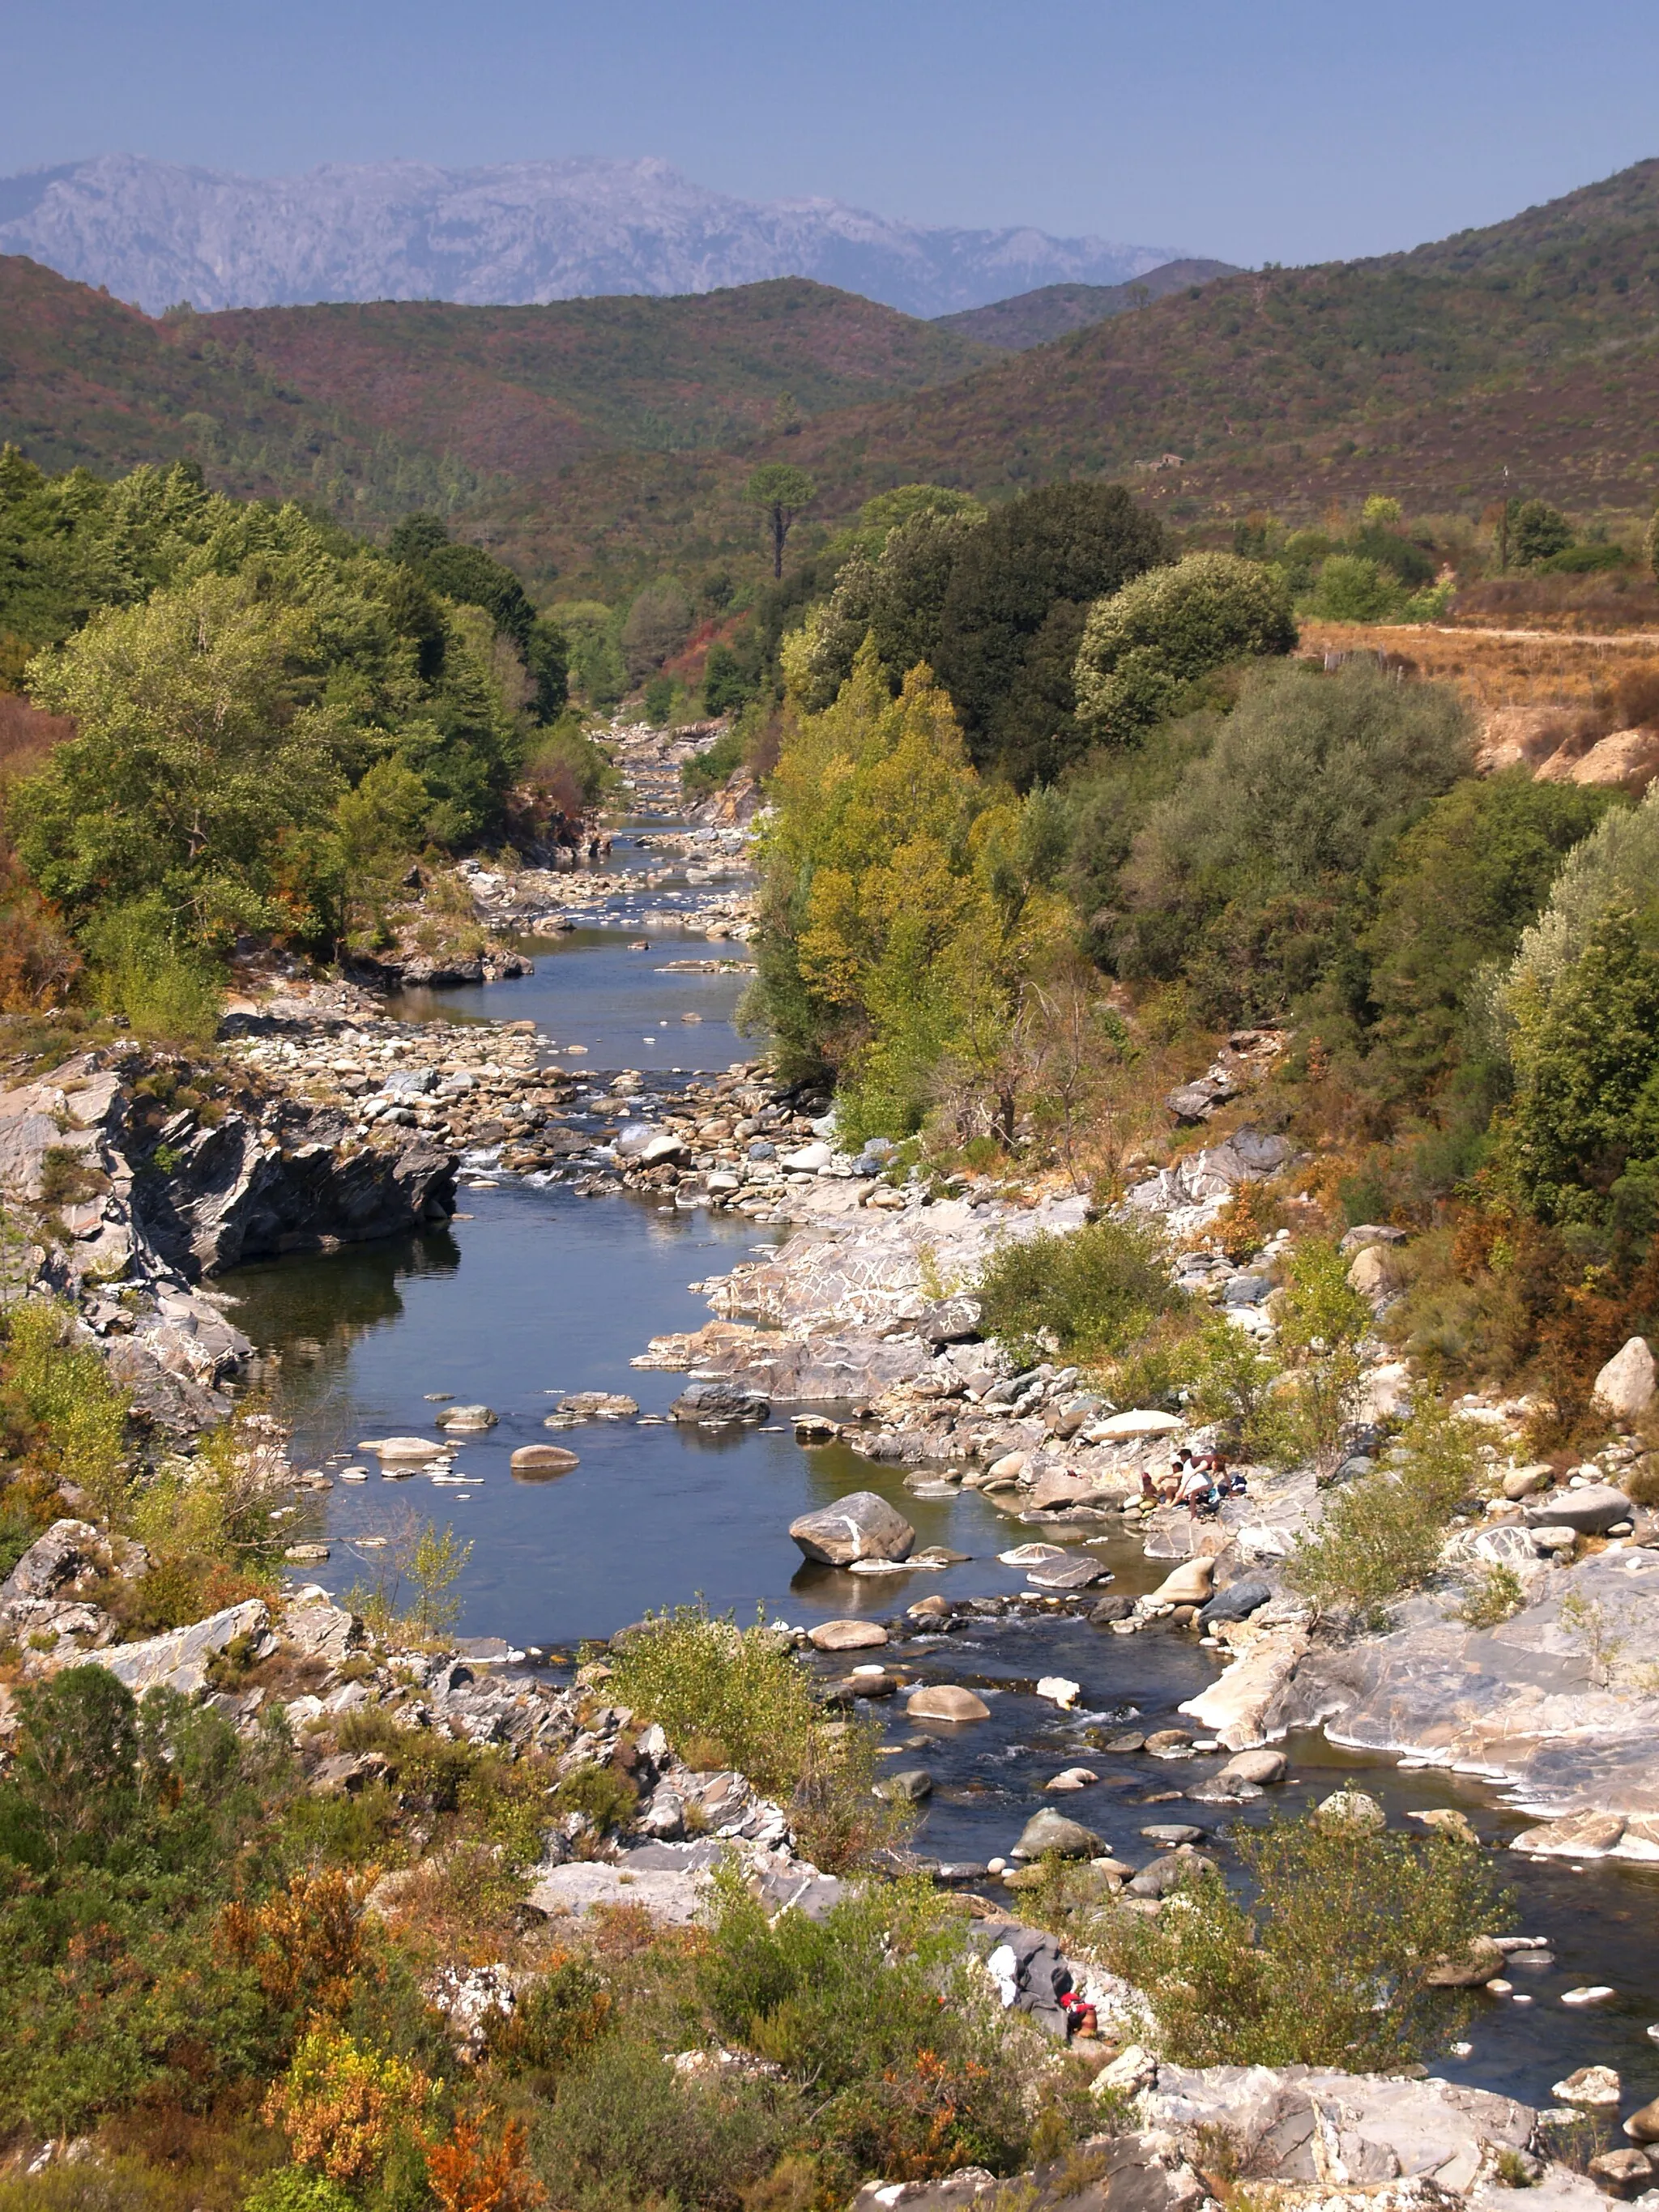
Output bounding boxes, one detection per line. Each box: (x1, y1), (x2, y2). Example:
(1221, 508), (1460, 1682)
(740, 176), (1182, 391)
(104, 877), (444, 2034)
(933, 258), (1241, 349)
(0, 154), (1188, 318)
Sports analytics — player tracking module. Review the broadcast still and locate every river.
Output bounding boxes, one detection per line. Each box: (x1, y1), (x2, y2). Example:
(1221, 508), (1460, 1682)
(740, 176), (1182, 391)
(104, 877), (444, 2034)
(213, 825), (1659, 2116)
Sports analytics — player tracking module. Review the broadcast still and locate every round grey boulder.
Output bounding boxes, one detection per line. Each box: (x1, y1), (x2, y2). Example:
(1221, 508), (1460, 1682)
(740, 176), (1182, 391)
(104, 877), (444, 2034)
(790, 1491), (915, 1566)
(1013, 1809), (1104, 1860)
(1525, 1484), (1632, 1535)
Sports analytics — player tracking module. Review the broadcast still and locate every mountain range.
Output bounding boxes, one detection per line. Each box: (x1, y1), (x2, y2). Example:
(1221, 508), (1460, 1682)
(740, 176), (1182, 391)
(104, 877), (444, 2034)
(2, 157), (1655, 602)
(0, 154), (1185, 318)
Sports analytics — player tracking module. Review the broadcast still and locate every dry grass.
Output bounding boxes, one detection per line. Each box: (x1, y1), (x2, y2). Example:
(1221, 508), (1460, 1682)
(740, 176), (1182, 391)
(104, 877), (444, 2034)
(1299, 619), (1659, 722)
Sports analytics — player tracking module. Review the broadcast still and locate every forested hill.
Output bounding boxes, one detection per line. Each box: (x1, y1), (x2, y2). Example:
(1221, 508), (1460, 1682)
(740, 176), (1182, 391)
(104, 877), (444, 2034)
(766, 158), (1659, 523)
(931, 258), (1239, 350)
(3, 158), (1659, 595)
(0, 265), (991, 586)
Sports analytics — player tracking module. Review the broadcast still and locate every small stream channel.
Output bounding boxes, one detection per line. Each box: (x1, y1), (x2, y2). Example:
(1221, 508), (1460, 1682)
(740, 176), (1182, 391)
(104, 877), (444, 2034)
(214, 826), (1659, 2117)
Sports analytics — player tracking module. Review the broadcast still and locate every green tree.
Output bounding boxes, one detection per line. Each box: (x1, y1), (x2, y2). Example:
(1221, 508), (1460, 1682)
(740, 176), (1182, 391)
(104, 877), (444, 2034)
(621, 578), (693, 685)
(389, 515), (538, 650)
(16, 572), (348, 946)
(745, 464), (817, 579)
(1305, 553), (1401, 621)
(1074, 550), (1297, 745)
(1499, 905), (1659, 1226)
(1361, 773), (1622, 1098)
(1099, 1807), (1508, 2069)
(1111, 661), (1470, 1021)
(1509, 499), (1574, 568)
(932, 481), (1171, 783)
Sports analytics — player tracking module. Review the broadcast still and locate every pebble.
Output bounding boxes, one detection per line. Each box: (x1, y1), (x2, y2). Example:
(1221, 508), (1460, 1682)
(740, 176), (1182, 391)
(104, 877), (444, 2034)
(1561, 1985), (1617, 2005)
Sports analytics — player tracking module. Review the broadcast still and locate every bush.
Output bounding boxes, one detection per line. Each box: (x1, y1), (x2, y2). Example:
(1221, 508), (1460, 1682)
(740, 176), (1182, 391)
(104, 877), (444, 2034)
(1178, 1313), (1283, 1452)
(532, 2034), (791, 2212)
(1458, 1563), (1525, 1626)
(975, 1217), (1184, 1367)
(551, 1762), (638, 1834)
(243, 2171), (358, 2212)
(1073, 552), (1297, 746)
(603, 1605), (819, 1794)
(1287, 1401), (1485, 1624)
(1094, 1808), (1510, 2069)
(1263, 1239), (1373, 1471)
(695, 1873), (1031, 2186)
(1111, 661), (1470, 1021)
(1304, 554), (1403, 622)
(681, 723), (746, 800)
(83, 898), (222, 1046)
(0, 1298), (130, 1519)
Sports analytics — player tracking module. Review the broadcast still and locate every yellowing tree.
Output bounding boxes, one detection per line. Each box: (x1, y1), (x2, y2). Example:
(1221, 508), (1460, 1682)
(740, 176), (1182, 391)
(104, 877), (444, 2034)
(753, 648), (1070, 1140)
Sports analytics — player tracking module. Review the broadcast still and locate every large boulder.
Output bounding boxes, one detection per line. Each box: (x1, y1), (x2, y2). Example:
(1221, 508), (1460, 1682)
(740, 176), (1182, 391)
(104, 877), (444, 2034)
(670, 1380), (769, 1425)
(1594, 1336), (1657, 1421)
(0, 1518), (105, 1605)
(510, 1443), (579, 1477)
(1524, 1484), (1631, 1535)
(808, 1617), (889, 1652)
(96, 1600), (269, 1698)
(789, 1491), (915, 1566)
(1013, 1809), (1105, 1860)
(1198, 1577), (1273, 1626)
(1151, 1557), (1216, 1605)
(1144, 2062), (1533, 2193)
(905, 1684), (991, 1722)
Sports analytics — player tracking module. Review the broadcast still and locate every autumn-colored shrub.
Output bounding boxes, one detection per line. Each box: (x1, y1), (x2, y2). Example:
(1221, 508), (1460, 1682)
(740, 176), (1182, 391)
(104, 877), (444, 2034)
(425, 2112), (544, 2212)
(217, 1866), (376, 2025)
(262, 2027), (435, 2189)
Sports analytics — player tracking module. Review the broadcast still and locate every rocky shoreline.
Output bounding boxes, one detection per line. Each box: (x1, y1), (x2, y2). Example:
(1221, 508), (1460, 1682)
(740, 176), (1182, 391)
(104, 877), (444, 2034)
(5, 974), (1659, 2206)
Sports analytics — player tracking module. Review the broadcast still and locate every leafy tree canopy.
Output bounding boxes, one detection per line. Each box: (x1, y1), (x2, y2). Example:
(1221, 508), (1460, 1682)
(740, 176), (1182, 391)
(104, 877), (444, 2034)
(932, 480), (1171, 783)
(1074, 550), (1297, 746)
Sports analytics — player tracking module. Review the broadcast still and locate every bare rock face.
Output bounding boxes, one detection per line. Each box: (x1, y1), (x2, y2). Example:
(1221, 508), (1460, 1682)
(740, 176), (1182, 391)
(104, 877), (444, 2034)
(1142, 2060), (1533, 2193)
(96, 1599), (270, 1698)
(789, 1490), (915, 1566)
(1594, 1336), (1657, 1421)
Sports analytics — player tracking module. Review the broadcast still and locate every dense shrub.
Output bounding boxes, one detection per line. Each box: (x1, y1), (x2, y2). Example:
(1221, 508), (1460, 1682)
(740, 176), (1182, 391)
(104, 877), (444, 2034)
(1359, 772), (1621, 1102)
(1096, 1807), (1509, 2069)
(1073, 552), (1296, 745)
(1108, 661), (1469, 1021)
(975, 1217), (1183, 1366)
(931, 481), (1171, 784)
(604, 1604), (820, 1792)
(1287, 1402), (1485, 1623)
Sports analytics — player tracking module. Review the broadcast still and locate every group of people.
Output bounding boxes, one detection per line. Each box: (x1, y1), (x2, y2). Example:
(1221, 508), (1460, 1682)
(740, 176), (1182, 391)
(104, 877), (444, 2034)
(1140, 1445), (1247, 1519)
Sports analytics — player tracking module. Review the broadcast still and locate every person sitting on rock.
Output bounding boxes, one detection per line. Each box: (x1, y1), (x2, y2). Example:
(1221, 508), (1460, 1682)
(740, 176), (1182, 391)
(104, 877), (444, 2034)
(1179, 1458), (1221, 1517)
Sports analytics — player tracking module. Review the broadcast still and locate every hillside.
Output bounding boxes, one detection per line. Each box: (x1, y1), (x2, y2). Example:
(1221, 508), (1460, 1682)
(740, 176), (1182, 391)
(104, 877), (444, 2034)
(205, 283), (992, 474)
(764, 159), (1659, 519)
(5, 159), (1659, 597)
(932, 258), (1239, 349)
(0, 262), (990, 584)
(0, 152), (1185, 318)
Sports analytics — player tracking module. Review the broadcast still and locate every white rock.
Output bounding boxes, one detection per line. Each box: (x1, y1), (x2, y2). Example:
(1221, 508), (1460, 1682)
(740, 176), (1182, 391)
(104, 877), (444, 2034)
(781, 1141), (833, 1173)
(1553, 2065), (1621, 2107)
(1035, 1675), (1081, 1708)
(1594, 1336), (1656, 1420)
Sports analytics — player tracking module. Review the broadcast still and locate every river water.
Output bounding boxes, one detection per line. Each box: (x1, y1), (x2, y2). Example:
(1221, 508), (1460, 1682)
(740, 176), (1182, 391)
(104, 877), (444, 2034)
(215, 827), (1659, 2116)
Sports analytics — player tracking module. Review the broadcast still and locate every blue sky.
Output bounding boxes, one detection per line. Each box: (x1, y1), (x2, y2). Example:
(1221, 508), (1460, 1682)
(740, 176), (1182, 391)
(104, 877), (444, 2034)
(11, 0), (1657, 266)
